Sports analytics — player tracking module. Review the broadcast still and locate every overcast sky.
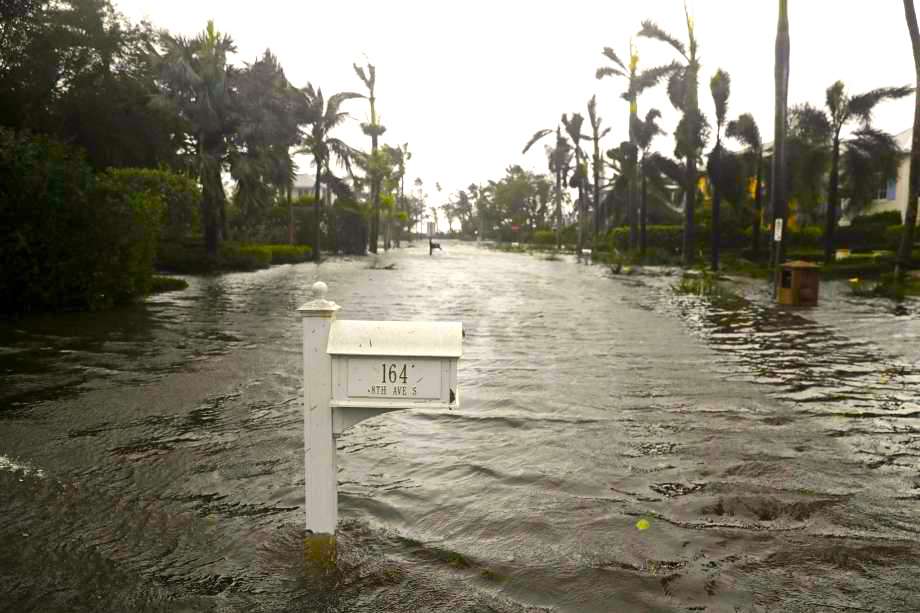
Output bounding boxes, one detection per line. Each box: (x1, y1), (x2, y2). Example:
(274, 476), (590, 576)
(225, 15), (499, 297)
(118, 0), (917, 209)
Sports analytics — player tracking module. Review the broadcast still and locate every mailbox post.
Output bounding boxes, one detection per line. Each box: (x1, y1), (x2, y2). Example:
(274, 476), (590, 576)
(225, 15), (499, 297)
(299, 281), (461, 562)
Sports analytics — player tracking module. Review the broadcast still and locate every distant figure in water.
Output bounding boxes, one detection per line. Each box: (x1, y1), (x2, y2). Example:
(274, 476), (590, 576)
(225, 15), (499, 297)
(429, 238), (442, 255)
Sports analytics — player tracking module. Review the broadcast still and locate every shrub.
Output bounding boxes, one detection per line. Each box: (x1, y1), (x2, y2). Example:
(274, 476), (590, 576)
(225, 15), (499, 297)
(104, 167), (200, 240)
(851, 211), (902, 226)
(218, 243), (272, 271)
(268, 244), (313, 264)
(0, 129), (163, 313)
(150, 276), (189, 293)
(610, 225), (685, 253)
(532, 229), (557, 246)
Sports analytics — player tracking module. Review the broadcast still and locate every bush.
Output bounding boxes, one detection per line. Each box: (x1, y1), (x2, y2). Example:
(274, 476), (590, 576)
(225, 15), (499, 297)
(610, 225), (685, 253)
(268, 244), (313, 264)
(150, 276), (189, 293)
(219, 243), (273, 271)
(0, 129), (163, 313)
(532, 229), (557, 246)
(104, 167), (200, 240)
(851, 211), (902, 226)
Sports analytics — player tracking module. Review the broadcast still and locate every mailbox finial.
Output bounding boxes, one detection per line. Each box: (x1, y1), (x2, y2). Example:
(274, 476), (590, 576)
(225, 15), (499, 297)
(298, 280), (339, 316)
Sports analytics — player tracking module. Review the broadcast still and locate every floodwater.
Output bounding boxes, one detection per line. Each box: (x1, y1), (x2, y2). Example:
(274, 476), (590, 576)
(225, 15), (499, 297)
(1, 242), (919, 612)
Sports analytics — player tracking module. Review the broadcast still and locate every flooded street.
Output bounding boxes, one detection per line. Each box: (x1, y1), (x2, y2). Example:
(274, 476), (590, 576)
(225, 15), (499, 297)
(2, 242), (920, 612)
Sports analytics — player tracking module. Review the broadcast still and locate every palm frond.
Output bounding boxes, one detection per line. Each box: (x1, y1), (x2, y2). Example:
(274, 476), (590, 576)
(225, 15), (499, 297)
(666, 69), (688, 111)
(848, 85), (913, 125)
(725, 113), (762, 151)
(596, 67), (627, 80)
(638, 20), (687, 60)
(633, 62), (682, 96)
(601, 47), (628, 72)
(710, 69), (731, 128)
(523, 129), (553, 154)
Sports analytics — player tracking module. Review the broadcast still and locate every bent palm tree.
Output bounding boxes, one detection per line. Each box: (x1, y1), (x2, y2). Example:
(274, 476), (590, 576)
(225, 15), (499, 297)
(821, 80), (911, 263)
(523, 125), (572, 250)
(708, 69), (731, 271)
(354, 63), (385, 253)
(597, 43), (678, 250)
(299, 85), (362, 261)
(639, 6), (705, 266)
(154, 21), (238, 257)
(634, 109), (664, 254)
(726, 113), (764, 258)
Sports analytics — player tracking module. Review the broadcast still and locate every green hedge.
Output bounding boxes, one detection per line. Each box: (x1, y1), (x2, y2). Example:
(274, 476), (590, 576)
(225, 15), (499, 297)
(851, 211), (902, 226)
(156, 240), (312, 273)
(105, 167), (200, 240)
(0, 129), (164, 313)
(532, 229), (556, 246)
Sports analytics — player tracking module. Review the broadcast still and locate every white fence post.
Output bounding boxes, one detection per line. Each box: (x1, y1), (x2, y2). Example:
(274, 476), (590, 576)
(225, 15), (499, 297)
(298, 281), (340, 562)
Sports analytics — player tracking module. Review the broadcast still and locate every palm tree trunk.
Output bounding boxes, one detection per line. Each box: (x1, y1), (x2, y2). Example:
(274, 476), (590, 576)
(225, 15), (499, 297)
(683, 67), (700, 267)
(898, 0), (920, 275)
(288, 183), (294, 245)
(711, 147), (722, 271)
(753, 154), (763, 258)
(555, 166), (563, 250)
(200, 144), (222, 258)
(772, 0), (791, 273)
(824, 136), (841, 264)
(313, 164), (323, 263)
(593, 148), (602, 239)
(640, 165), (648, 256)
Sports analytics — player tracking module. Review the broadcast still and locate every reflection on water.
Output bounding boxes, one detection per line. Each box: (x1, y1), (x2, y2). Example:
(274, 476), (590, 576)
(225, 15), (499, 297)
(1, 244), (919, 612)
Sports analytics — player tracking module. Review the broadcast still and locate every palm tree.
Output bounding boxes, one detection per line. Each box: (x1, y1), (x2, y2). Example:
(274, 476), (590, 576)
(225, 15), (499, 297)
(523, 125), (572, 250)
(899, 0), (920, 276)
(820, 81), (911, 263)
(562, 113), (589, 254)
(596, 43), (678, 250)
(772, 0), (791, 269)
(708, 69), (731, 271)
(639, 6), (705, 266)
(587, 96), (611, 238)
(155, 21), (238, 257)
(299, 84), (362, 262)
(726, 113), (764, 258)
(633, 109), (665, 254)
(354, 63), (385, 254)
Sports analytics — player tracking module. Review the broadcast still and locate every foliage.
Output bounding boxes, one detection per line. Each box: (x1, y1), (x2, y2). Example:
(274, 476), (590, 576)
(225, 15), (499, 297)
(533, 229), (557, 246)
(102, 167), (201, 240)
(150, 276), (189, 293)
(851, 211), (903, 226)
(0, 130), (164, 313)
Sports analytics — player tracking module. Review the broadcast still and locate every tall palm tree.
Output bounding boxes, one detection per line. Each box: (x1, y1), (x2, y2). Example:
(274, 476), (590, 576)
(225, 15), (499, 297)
(523, 125), (572, 250)
(639, 5), (705, 266)
(708, 69), (731, 271)
(155, 21), (237, 257)
(820, 81), (911, 263)
(726, 113), (764, 258)
(587, 95), (611, 238)
(299, 84), (361, 262)
(772, 0), (791, 269)
(597, 43), (678, 250)
(354, 63), (385, 254)
(634, 109), (664, 255)
(899, 0), (920, 276)
(562, 113), (589, 254)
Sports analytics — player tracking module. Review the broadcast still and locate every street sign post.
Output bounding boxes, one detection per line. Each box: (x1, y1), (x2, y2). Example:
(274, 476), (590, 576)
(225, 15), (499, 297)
(299, 282), (462, 564)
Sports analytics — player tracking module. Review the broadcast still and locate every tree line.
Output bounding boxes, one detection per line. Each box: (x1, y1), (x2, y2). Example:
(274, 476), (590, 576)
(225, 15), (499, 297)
(447, 1), (919, 274)
(1, 0), (426, 267)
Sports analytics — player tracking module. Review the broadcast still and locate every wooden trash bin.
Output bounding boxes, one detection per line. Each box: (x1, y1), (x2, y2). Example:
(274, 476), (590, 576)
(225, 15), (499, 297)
(777, 260), (820, 306)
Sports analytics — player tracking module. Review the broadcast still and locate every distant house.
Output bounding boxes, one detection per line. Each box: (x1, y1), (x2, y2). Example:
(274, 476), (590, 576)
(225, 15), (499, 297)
(850, 127), (916, 224)
(293, 173), (322, 200)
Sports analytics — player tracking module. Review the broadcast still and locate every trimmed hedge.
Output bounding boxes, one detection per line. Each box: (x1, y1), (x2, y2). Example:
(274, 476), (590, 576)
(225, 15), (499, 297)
(0, 129), (164, 313)
(156, 240), (312, 273)
(532, 229), (556, 246)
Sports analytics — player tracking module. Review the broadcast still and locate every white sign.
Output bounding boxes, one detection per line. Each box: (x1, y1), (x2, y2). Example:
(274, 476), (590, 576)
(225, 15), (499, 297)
(346, 358), (441, 400)
(774, 219), (783, 242)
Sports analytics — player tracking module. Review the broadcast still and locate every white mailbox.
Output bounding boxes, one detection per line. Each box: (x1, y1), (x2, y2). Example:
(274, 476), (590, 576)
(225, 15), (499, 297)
(328, 320), (461, 434)
(299, 281), (463, 556)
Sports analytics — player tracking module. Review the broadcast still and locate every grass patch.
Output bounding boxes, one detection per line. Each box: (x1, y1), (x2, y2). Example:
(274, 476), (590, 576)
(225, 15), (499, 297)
(149, 276), (188, 293)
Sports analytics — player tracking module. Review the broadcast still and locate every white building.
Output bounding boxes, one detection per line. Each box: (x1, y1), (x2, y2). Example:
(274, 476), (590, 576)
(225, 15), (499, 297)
(853, 127), (917, 224)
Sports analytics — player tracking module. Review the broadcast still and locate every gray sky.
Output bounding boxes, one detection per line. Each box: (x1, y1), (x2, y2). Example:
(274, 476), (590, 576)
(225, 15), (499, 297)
(119, 0), (916, 211)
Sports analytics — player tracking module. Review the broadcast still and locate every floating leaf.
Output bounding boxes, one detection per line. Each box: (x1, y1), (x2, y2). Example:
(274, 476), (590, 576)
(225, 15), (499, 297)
(636, 518), (651, 531)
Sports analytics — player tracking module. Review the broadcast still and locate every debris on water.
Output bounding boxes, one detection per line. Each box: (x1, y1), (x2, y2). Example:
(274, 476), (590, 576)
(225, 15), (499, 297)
(636, 518), (651, 531)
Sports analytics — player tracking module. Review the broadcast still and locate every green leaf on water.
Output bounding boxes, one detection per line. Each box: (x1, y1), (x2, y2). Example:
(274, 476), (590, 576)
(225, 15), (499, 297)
(636, 518), (651, 531)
